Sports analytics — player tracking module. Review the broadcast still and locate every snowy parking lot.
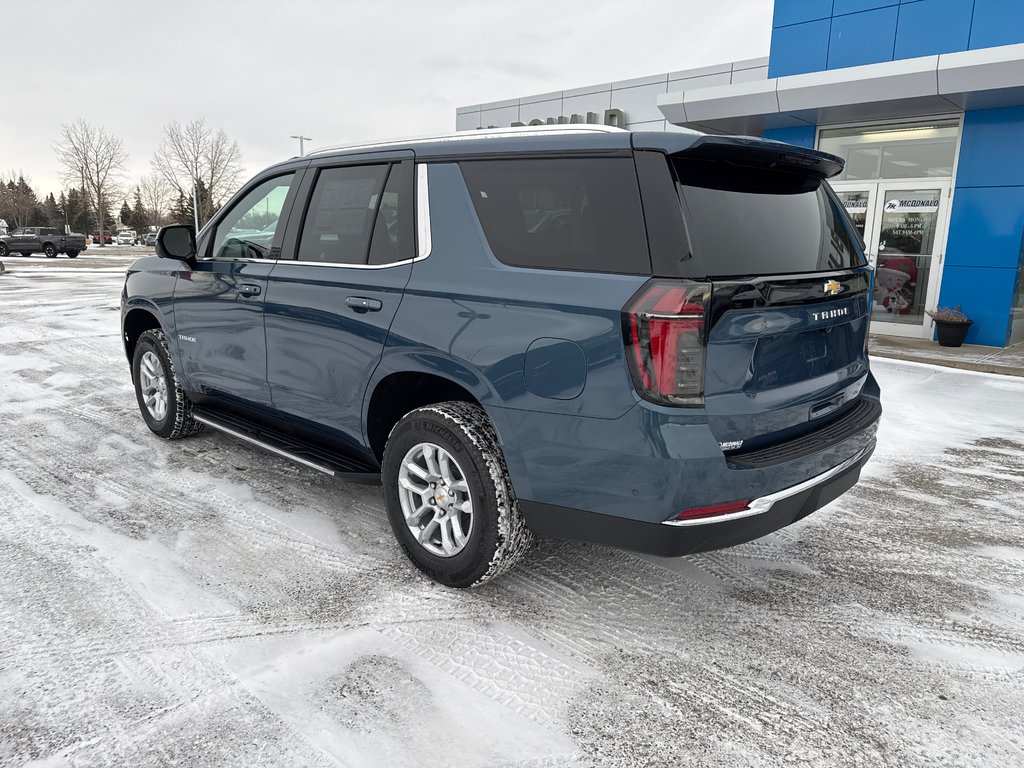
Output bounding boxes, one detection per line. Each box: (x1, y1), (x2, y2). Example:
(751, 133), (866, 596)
(2, 256), (1023, 767)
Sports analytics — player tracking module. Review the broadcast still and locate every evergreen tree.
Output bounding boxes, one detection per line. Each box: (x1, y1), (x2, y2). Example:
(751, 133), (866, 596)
(61, 189), (90, 233)
(42, 193), (62, 228)
(169, 192), (192, 224)
(103, 201), (116, 230)
(119, 199), (132, 228)
(1, 175), (40, 228)
(130, 187), (148, 233)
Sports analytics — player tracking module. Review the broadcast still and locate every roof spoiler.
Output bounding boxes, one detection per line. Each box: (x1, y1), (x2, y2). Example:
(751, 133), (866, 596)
(670, 136), (844, 179)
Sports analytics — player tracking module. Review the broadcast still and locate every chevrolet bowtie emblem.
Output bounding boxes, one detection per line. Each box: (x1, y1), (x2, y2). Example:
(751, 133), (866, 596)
(824, 279), (842, 296)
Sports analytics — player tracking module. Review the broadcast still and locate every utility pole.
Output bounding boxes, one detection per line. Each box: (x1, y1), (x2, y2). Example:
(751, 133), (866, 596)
(193, 184), (200, 232)
(290, 135), (312, 156)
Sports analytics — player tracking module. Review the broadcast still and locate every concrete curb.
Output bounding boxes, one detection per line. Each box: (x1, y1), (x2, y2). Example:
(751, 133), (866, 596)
(870, 349), (1024, 378)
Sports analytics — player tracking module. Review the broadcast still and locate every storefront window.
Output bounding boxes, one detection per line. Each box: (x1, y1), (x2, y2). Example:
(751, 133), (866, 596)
(820, 122), (959, 181)
(873, 189), (941, 323)
(1012, 241), (1024, 339)
(834, 190), (869, 240)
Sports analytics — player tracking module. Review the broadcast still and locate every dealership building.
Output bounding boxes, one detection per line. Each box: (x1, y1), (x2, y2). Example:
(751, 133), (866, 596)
(457, 0), (1024, 347)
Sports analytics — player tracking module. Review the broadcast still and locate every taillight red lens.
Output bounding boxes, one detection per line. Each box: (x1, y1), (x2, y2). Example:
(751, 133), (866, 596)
(675, 500), (751, 521)
(623, 281), (711, 406)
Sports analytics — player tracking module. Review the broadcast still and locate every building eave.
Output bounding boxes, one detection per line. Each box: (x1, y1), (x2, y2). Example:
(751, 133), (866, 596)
(658, 43), (1024, 134)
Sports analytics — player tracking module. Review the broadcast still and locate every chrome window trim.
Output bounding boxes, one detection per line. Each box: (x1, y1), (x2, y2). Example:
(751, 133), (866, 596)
(417, 163), (431, 260)
(284, 258), (419, 270)
(661, 445), (870, 527)
(204, 162), (432, 271)
(201, 256), (419, 271)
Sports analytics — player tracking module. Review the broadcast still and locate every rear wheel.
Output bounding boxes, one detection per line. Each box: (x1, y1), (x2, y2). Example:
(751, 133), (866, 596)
(0, 243), (7, 258)
(66, 250), (78, 259)
(382, 401), (532, 588)
(132, 328), (203, 439)
(43, 243), (57, 258)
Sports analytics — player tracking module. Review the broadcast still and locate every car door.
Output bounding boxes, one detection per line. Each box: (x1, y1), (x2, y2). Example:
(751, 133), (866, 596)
(172, 166), (305, 408)
(6, 228), (25, 252)
(20, 228), (38, 253)
(263, 152), (415, 451)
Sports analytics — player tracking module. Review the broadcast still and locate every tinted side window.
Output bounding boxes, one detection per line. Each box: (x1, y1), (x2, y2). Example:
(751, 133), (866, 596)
(298, 165), (388, 264)
(367, 162), (413, 265)
(460, 158), (651, 274)
(211, 173), (295, 260)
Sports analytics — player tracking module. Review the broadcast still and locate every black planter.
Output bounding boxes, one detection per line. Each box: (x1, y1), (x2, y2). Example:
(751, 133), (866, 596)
(935, 319), (973, 347)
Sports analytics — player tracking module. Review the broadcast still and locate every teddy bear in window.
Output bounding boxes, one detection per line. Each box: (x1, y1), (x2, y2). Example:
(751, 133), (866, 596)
(874, 256), (917, 315)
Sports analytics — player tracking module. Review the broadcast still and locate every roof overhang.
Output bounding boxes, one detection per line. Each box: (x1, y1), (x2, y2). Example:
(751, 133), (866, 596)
(658, 43), (1024, 134)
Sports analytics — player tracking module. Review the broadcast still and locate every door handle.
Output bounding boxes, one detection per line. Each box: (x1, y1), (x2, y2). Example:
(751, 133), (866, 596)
(346, 296), (382, 312)
(238, 283), (262, 297)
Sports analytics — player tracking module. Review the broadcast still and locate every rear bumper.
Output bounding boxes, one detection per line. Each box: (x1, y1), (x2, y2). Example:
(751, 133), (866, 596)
(520, 441), (875, 557)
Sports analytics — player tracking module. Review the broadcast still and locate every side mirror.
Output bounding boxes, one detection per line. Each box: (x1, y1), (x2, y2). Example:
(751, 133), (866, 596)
(156, 225), (197, 263)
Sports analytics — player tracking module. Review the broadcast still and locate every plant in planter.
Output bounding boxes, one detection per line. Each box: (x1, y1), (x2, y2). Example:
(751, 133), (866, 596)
(927, 305), (973, 347)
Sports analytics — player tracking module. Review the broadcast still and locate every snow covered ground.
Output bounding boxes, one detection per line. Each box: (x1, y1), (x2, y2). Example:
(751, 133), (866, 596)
(1, 260), (1023, 767)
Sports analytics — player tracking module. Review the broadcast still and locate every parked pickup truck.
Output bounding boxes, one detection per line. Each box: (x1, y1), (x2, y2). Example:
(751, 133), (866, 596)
(0, 227), (87, 258)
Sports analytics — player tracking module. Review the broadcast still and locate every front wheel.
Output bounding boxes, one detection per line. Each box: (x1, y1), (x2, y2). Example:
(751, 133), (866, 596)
(0, 242), (7, 258)
(382, 401), (533, 588)
(20, 253), (31, 258)
(131, 328), (203, 439)
(43, 243), (57, 258)
(66, 250), (78, 259)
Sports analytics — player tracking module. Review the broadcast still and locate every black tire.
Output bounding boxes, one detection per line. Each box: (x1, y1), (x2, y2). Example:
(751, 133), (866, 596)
(382, 401), (533, 588)
(43, 243), (57, 258)
(20, 252), (31, 258)
(66, 250), (78, 259)
(131, 328), (203, 439)
(0, 243), (7, 258)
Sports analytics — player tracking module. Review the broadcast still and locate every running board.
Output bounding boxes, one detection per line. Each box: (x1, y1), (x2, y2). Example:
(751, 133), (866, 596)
(193, 408), (382, 485)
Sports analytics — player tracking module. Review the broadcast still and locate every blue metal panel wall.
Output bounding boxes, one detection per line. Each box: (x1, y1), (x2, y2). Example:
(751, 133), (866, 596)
(895, 0), (974, 58)
(763, 126), (817, 147)
(833, 0), (897, 13)
(770, 0), (1024, 78)
(768, 18), (831, 76)
(939, 107), (1024, 346)
(969, 0), (1024, 49)
(772, 0), (834, 27)
(828, 6), (899, 69)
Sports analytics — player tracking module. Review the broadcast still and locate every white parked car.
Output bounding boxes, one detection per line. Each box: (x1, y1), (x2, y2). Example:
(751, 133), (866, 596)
(116, 231), (137, 246)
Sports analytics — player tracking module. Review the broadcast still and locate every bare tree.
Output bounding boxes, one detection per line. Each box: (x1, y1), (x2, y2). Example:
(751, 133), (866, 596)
(138, 173), (172, 226)
(54, 119), (128, 244)
(151, 119), (244, 227)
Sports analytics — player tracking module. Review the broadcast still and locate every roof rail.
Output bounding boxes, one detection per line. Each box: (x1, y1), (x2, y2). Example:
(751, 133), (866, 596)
(304, 124), (629, 158)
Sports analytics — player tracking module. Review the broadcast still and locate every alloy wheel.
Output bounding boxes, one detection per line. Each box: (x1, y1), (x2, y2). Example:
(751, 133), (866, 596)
(397, 442), (474, 557)
(138, 350), (169, 422)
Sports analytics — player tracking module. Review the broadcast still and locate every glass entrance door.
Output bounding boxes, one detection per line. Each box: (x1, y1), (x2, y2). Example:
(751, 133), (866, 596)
(831, 180), (951, 338)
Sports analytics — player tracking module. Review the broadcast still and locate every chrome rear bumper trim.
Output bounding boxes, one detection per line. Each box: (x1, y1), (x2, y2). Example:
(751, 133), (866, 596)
(662, 446), (869, 528)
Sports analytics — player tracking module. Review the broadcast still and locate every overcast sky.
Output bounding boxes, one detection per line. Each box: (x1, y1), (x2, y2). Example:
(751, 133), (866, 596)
(1, 0), (770, 202)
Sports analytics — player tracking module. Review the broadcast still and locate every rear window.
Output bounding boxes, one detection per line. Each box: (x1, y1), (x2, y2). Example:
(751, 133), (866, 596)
(672, 157), (862, 277)
(459, 157), (650, 274)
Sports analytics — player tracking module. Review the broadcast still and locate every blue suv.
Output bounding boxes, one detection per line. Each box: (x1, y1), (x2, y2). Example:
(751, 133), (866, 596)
(121, 126), (881, 587)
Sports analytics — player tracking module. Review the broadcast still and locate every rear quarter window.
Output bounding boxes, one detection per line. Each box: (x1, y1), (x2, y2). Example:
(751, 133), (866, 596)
(459, 157), (651, 275)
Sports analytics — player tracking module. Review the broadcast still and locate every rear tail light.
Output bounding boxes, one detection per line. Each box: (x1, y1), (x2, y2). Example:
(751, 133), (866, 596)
(623, 280), (711, 406)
